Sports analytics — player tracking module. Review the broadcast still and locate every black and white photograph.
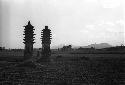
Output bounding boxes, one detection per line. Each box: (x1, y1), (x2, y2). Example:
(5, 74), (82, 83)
(0, 0), (124, 85)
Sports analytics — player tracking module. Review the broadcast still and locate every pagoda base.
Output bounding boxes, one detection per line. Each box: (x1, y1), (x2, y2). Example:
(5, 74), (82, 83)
(23, 53), (32, 60)
(37, 56), (50, 63)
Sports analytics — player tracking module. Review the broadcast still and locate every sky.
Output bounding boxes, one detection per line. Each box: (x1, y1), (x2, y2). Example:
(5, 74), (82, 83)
(0, 0), (124, 49)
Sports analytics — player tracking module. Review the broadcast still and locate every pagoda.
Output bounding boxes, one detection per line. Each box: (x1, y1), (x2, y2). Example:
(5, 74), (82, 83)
(23, 21), (35, 59)
(41, 26), (52, 61)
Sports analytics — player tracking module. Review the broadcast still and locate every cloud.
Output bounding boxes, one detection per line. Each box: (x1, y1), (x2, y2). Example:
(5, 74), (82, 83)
(98, 0), (122, 8)
(83, 20), (123, 40)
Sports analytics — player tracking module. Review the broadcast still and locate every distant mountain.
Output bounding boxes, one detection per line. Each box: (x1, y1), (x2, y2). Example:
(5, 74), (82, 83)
(51, 44), (65, 49)
(82, 43), (112, 49)
(51, 43), (112, 49)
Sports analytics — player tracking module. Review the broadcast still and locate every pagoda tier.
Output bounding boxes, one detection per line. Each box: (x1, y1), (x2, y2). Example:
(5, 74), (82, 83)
(23, 21), (35, 44)
(41, 26), (52, 44)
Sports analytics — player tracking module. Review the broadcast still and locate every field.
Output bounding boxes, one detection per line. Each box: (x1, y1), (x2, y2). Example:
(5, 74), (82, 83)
(0, 51), (125, 85)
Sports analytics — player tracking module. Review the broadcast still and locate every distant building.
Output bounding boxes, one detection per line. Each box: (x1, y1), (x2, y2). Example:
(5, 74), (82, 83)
(0, 47), (5, 51)
(61, 45), (72, 51)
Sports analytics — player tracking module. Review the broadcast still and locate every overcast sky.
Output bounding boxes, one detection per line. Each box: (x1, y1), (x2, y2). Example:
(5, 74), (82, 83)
(0, 0), (124, 49)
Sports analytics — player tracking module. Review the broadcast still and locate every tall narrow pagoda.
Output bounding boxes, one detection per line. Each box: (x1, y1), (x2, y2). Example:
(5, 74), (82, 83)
(23, 21), (35, 59)
(41, 26), (52, 61)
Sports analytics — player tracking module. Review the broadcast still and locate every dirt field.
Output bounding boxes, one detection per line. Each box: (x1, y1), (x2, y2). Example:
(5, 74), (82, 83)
(0, 53), (125, 85)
